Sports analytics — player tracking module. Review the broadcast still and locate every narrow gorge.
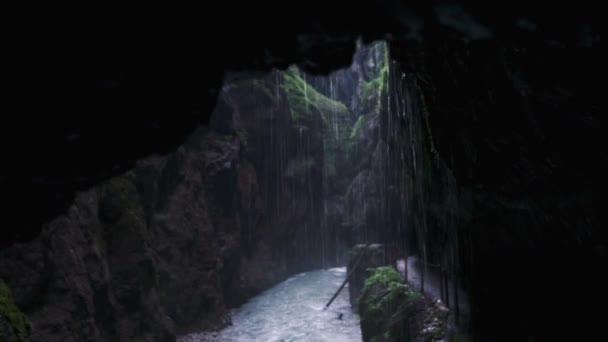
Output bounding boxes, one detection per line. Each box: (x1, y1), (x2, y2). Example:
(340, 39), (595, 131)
(1, 3), (602, 341)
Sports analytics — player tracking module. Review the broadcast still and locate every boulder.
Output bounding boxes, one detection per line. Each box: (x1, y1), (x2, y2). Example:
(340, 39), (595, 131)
(358, 266), (448, 342)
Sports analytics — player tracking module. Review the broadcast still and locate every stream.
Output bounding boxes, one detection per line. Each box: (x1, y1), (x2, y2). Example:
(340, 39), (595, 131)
(179, 267), (362, 342)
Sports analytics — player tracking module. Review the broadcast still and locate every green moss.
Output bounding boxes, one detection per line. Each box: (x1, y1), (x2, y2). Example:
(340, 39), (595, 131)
(282, 66), (353, 177)
(0, 280), (31, 341)
(282, 66), (350, 127)
(359, 266), (424, 341)
(360, 72), (385, 114)
(360, 267), (405, 297)
(349, 243), (384, 258)
(359, 42), (389, 115)
(348, 115), (367, 148)
(359, 266), (420, 316)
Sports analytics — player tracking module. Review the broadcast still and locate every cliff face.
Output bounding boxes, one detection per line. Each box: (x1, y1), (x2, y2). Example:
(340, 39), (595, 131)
(0, 76), (292, 341)
(0, 61), (373, 341)
(0, 127), (274, 341)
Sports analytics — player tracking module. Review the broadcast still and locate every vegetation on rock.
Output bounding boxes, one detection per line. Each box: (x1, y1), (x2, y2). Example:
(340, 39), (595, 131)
(282, 67), (350, 129)
(348, 114), (367, 149)
(358, 266), (446, 342)
(282, 66), (353, 176)
(359, 266), (419, 310)
(0, 280), (31, 342)
(359, 42), (389, 115)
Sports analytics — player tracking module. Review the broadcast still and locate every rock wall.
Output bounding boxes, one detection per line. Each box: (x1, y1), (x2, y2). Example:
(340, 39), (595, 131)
(0, 63), (373, 341)
(0, 127), (276, 341)
(385, 29), (603, 340)
(0, 75), (292, 341)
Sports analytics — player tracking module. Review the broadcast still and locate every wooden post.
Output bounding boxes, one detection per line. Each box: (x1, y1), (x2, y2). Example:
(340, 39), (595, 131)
(403, 244), (408, 283)
(439, 262), (445, 303)
(453, 245), (460, 324)
(420, 244), (427, 293)
(444, 269), (450, 308)
(324, 244), (370, 310)
(420, 261), (425, 293)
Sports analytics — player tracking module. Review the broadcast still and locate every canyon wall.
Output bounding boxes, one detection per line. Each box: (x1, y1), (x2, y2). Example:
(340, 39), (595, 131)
(0, 50), (383, 341)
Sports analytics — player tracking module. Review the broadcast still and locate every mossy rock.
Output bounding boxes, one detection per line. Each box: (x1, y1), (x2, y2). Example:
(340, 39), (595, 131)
(0, 280), (31, 342)
(359, 42), (389, 115)
(358, 267), (424, 342)
(282, 66), (353, 176)
(348, 244), (387, 310)
(350, 244), (385, 259)
(348, 115), (367, 148)
(359, 266), (419, 312)
(358, 266), (448, 341)
(282, 66), (350, 129)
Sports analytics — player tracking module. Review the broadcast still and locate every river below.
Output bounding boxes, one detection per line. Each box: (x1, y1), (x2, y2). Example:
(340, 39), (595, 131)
(178, 267), (362, 342)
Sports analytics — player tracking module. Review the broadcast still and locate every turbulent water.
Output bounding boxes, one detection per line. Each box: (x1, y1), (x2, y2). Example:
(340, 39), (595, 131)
(179, 267), (362, 342)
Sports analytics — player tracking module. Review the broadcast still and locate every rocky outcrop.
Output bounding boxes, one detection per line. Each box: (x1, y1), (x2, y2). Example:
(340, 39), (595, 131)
(343, 138), (390, 244)
(0, 63), (372, 341)
(358, 267), (447, 342)
(340, 43), (394, 247)
(0, 74), (327, 340)
(347, 244), (386, 311)
(0, 129), (262, 341)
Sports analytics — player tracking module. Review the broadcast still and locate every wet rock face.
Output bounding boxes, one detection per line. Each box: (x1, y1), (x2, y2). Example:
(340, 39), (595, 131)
(0, 128), (274, 341)
(0, 69), (364, 341)
(358, 267), (447, 342)
(344, 138), (390, 243)
(386, 31), (602, 339)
